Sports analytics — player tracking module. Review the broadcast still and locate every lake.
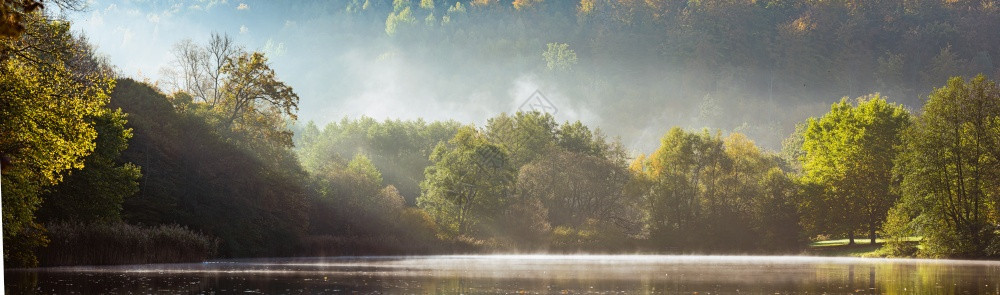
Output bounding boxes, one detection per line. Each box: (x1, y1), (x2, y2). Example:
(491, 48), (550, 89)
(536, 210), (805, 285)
(6, 255), (1000, 294)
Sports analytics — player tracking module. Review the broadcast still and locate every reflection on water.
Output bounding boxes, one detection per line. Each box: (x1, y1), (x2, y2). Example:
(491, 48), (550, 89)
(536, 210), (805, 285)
(6, 255), (1000, 294)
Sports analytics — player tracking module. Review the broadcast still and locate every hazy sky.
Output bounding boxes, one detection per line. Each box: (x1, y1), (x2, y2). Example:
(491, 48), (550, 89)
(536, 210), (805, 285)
(64, 0), (570, 128)
(66, 1), (377, 122)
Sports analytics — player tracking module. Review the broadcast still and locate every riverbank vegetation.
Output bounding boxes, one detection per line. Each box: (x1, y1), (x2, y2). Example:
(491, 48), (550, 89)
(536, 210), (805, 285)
(3, 1), (1000, 267)
(40, 222), (217, 266)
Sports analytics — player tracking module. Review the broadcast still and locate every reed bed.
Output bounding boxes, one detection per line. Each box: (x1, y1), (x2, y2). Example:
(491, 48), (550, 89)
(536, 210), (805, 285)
(40, 222), (218, 266)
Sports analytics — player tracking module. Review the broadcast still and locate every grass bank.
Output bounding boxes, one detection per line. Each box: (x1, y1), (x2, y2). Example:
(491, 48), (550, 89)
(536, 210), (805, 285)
(806, 237), (922, 257)
(40, 222), (218, 266)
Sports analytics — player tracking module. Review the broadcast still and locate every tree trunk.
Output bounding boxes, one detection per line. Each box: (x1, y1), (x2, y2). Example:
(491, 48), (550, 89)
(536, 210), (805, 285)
(848, 231), (855, 245)
(869, 227), (877, 245)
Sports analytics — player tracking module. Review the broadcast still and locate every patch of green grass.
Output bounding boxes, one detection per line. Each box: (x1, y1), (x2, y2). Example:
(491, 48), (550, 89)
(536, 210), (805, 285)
(807, 237), (921, 257)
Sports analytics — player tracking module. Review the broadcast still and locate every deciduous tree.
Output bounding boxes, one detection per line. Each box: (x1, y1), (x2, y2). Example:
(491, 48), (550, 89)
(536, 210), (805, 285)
(889, 75), (1000, 257)
(418, 127), (515, 237)
(1, 13), (114, 266)
(799, 95), (910, 244)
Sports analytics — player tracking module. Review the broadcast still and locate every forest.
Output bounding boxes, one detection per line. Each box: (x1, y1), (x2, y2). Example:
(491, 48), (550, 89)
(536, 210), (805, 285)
(2, 0), (1000, 268)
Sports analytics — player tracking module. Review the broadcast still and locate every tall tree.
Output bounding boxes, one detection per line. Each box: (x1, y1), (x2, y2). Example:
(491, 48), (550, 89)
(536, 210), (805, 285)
(219, 51), (300, 150)
(418, 127), (515, 237)
(516, 148), (640, 237)
(799, 95), (911, 244)
(890, 75), (1000, 257)
(1, 13), (114, 266)
(37, 108), (141, 223)
(636, 128), (728, 249)
(162, 35), (298, 152)
(633, 128), (804, 252)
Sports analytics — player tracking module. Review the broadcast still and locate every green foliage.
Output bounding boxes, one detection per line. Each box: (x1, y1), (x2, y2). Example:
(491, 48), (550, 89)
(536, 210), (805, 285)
(550, 219), (637, 252)
(779, 122), (806, 172)
(15, 2), (1000, 259)
(299, 112), (637, 251)
(348, 153), (383, 186)
(555, 120), (621, 158)
(295, 117), (461, 203)
(893, 75), (1000, 258)
(386, 5), (417, 36)
(447, 1), (465, 14)
(880, 203), (920, 257)
(516, 148), (639, 242)
(633, 128), (803, 252)
(110, 79), (308, 258)
(220, 52), (300, 146)
(542, 42), (578, 71)
(483, 111), (558, 167)
(418, 126), (515, 237)
(758, 168), (806, 251)
(38, 108), (142, 223)
(0, 13), (114, 267)
(150, 34), (312, 258)
(798, 95), (911, 243)
(162, 34), (299, 158)
(420, 0), (434, 10)
(299, 119), (446, 254)
(308, 153), (389, 231)
(638, 128), (727, 248)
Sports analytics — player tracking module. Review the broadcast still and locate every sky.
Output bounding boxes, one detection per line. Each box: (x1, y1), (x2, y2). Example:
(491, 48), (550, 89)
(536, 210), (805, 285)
(64, 1), (379, 123)
(61, 0), (567, 131)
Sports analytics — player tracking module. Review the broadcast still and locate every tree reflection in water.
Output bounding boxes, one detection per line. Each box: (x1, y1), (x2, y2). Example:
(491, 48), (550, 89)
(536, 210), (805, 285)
(6, 255), (1000, 294)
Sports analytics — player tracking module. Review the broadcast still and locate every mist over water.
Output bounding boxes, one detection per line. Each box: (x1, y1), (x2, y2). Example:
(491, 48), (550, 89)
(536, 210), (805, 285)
(8, 255), (1000, 294)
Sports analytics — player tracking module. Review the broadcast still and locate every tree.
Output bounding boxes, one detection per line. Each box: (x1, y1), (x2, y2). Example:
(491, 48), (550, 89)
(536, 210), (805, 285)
(555, 120), (619, 157)
(418, 127), (515, 237)
(420, 0), (434, 10)
(542, 42), (578, 71)
(1, 13), (114, 267)
(339, 154), (386, 212)
(513, 0), (542, 10)
(38, 108), (141, 223)
(294, 117), (461, 204)
(385, 1), (417, 36)
(219, 52), (300, 150)
(889, 75), (1000, 257)
(633, 128), (805, 252)
(161, 35), (298, 153)
(780, 122), (806, 172)
(636, 128), (728, 249)
(483, 111), (558, 168)
(922, 45), (966, 91)
(516, 148), (640, 241)
(798, 95), (911, 244)
(111, 79), (309, 257)
(757, 168), (806, 251)
(161, 33), (239, 107)
(307, 151), (412, 239)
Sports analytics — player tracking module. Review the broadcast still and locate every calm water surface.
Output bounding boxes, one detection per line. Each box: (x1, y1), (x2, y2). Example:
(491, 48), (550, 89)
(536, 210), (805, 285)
(6, 255), (1000, 294)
